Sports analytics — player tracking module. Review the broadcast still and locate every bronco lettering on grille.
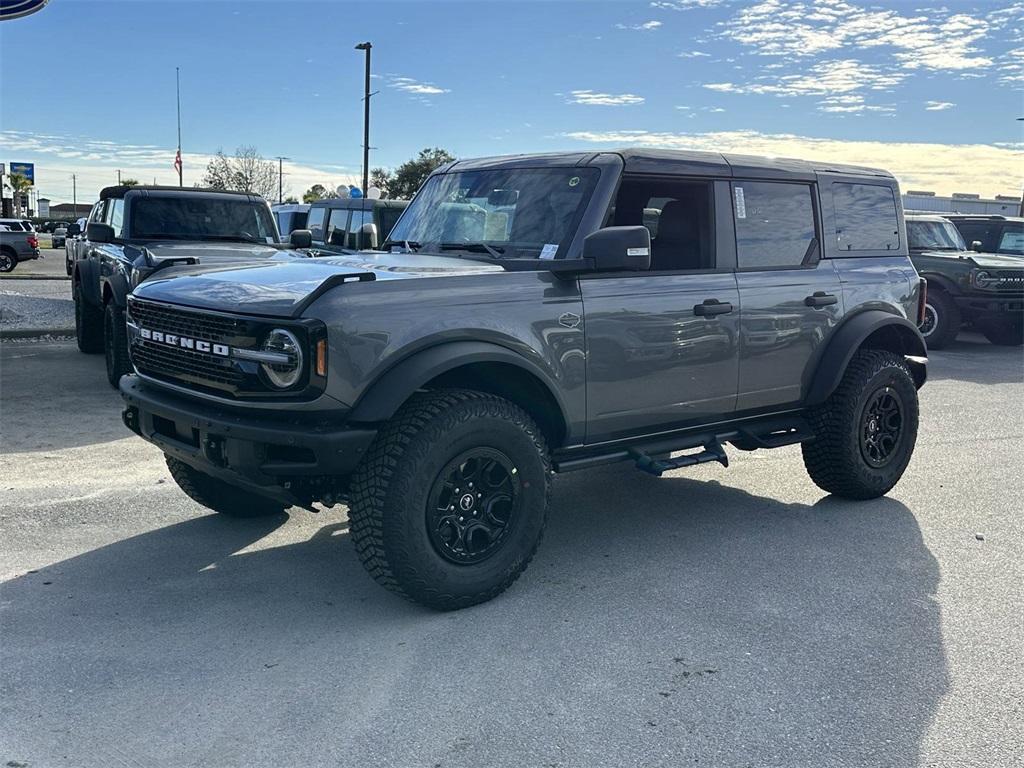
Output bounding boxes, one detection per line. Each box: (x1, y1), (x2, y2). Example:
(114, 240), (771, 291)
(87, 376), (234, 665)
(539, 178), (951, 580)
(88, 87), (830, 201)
(139, 327), (230, 357)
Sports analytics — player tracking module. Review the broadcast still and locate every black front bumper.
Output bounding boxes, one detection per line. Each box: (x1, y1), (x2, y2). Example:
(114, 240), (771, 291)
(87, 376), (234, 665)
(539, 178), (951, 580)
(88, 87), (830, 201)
(954, 293), (1024, 319)
(120, 375), (376, 502)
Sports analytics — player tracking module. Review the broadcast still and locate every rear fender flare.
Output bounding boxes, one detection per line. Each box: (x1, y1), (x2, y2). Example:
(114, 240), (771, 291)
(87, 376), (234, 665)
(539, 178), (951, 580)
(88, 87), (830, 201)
(805, 311), (927, 406)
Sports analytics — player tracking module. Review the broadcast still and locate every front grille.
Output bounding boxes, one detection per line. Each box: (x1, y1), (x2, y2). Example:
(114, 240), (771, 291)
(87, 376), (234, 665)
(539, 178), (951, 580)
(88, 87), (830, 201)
(128, 300), (247, 341)
(991, 271), (1024, 292)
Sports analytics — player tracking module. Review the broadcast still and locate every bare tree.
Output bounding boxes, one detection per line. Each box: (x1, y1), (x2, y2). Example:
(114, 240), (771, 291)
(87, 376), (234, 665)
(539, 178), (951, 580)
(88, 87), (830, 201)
(201, 146), (277, 200)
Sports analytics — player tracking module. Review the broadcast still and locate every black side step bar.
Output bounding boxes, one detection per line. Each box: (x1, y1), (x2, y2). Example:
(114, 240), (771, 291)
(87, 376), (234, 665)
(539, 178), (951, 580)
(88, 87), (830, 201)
(629, 439), (729, 477)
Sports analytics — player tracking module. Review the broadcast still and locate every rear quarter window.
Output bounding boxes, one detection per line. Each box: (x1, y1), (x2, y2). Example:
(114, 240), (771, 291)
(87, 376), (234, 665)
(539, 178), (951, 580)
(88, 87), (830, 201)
(833, 182), (900, 251)
(306, 207), (327, 242)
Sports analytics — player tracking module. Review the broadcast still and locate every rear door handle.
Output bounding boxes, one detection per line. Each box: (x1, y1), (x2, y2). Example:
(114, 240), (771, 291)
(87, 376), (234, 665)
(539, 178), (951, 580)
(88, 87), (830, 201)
(804, 292), (837, 308)
(693, 299), (734, 316)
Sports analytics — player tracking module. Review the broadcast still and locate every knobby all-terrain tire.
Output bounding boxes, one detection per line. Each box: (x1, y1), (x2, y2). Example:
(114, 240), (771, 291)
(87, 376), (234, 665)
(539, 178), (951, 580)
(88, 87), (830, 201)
(166, 456), (287, 518)
(920, 288), (960, 350)
(348, 389), (552, 611)
(74, 280), (104, 354)
(802, 349), (919, 500)
(104, 302), (132, 387)
(980, 320), (1024, 347)
(0, 247), (17, 273)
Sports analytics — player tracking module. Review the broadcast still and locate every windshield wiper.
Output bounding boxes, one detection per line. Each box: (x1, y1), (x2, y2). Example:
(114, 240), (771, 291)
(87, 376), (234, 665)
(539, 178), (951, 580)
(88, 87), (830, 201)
(202, 235), (267, 244)
(381, 239), (421, 253)
(439, 242), (505, 258)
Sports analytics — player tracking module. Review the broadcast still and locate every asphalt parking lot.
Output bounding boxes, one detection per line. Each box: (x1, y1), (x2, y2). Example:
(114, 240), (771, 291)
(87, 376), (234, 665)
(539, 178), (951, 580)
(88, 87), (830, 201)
(1, 337), (1022, 768)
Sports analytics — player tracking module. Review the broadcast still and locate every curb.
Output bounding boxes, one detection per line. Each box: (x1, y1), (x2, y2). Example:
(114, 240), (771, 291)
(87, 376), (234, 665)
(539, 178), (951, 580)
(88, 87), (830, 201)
(0, 275), (71, 281)
(0, 327), (76, 340)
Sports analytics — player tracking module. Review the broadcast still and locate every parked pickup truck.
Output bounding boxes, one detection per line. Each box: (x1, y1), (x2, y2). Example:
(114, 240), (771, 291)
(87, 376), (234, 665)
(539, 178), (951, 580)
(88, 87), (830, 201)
(0, 227), (40, 272)
(72, 185), (312, 386)
(906, 213), (1024, 348)
(120, 149), (927, 609)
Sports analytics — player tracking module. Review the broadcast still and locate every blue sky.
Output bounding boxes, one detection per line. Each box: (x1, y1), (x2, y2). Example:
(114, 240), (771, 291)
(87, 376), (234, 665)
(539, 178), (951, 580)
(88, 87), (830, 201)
(1, 0), (1022, 204)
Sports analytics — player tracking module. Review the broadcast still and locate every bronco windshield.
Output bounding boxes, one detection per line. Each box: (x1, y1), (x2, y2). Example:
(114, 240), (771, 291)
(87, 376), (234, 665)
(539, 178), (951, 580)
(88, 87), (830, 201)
(129, 196), (278, 243)
(387, 167), (599, 259)
(907, 219), (966, 251)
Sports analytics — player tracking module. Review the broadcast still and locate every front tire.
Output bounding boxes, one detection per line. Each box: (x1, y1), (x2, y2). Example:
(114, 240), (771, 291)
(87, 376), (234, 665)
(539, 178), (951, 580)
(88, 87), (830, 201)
(802, 350), (919, 500)
(165, 457), (288, 518)
(104, 302), (131, 387)
(980, 320), (1024, 347)
(348, 390), (551, 610)
(74, 280), (104, 354)
(919, 289), (959, 349)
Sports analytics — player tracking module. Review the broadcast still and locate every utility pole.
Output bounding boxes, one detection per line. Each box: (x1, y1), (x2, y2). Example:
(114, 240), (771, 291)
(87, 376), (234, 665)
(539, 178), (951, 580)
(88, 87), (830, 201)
(117, 169), (121, 184)
(176, 66), (183, 187)
(275, 156), (289, 203)
(355, 41), (373, 196)
(72, 174), (77, 215)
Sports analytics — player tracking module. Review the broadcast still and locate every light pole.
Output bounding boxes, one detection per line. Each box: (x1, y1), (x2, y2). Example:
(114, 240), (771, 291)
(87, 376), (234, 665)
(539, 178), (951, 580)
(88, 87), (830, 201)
(355, 41), (372, 196)
(275, 156), (289, 203)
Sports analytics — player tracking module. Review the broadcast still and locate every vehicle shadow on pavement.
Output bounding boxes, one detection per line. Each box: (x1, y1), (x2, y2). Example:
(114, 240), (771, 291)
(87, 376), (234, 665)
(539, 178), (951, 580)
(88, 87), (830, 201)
(1, 466), (947, 768)
(927, 334), (1024, 386)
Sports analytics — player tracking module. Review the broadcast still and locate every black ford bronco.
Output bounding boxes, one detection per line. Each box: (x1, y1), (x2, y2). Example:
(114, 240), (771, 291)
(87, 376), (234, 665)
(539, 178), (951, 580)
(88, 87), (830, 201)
(72, 185), (309, 387)
(120, 150), (927, 609)
(907, 213), (1024, 348)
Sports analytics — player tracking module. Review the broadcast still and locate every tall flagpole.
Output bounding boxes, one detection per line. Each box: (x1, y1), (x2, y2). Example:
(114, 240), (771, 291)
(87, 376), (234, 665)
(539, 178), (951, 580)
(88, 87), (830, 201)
(176, 67), (183, 187)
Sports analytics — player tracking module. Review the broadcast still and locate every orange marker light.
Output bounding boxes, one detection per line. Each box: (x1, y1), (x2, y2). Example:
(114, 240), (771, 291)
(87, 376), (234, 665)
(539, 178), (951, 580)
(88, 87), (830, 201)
(315, 339), (328, 377)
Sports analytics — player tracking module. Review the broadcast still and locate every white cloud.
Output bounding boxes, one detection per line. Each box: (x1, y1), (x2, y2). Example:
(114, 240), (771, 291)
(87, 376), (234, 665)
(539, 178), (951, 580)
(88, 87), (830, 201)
(0, 130), (360, 205)
(616, 20), (662, 30)
(560, 128), (1024, 197)
(566, 90), (645, 106)
(704, 59), (904, 97)
(924, 100), (955, 111)
(650, 0), (723, 9)
(721, 0), (995, 72)
(388, 76), (450, 96)
(678, 50), (711, 58)
(818, 95), (895, 114)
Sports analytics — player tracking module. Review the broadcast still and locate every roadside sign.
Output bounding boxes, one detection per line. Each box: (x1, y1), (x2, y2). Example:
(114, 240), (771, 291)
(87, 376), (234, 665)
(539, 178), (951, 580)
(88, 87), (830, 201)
(0, 0), (50, 21)
(10, 162), (34, 184)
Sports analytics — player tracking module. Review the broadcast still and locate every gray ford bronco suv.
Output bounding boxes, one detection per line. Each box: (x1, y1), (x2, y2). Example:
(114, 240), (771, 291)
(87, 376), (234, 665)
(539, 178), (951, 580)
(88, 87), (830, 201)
(120, 149), (927, 610)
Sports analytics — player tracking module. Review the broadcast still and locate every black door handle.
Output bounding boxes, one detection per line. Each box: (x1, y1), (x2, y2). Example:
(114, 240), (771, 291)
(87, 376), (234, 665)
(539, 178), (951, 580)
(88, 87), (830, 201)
(693, 299), (734, 316)
(804, 292), (837, 308)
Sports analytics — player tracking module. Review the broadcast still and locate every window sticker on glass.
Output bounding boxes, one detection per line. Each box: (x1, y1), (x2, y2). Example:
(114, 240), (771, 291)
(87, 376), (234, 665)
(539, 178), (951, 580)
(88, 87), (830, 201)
(540, 243), (558, 260)
(734, 186), (747, 219)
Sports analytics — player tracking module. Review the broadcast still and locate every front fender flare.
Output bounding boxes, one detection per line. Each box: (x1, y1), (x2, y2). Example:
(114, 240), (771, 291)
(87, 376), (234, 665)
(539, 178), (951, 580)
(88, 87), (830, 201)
(805, 311), (927, 406)
(73, 260), (102, 307)
(348, 341), (570, 426)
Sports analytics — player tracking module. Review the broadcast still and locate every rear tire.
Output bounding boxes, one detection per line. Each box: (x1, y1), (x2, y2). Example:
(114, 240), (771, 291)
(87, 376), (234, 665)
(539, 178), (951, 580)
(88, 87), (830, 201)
(802, 350), (919, 500)
(165, 456), (288, 518)
(919, 288), (959, 349)
(74, 280), (104, 354)
(104, 301), (131, 387)
(348, 389), (551, 610)
(980, 320), (1024, 347)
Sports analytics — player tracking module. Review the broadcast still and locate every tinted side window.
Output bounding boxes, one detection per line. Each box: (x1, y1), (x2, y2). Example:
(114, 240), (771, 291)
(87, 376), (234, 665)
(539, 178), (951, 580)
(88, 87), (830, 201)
(327, 208), (350, 246)
(306, 207), (326, 242)
(833, 183), (899, 251)
(733, 182), (816, 269)
(378, 207), (401, 239)
(108, 200), (125, 237)
(953, 222), (998, 252)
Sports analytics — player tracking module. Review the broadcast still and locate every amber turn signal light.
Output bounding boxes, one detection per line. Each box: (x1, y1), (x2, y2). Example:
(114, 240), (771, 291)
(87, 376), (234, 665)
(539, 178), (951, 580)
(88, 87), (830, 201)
(315, 339), (328, 377)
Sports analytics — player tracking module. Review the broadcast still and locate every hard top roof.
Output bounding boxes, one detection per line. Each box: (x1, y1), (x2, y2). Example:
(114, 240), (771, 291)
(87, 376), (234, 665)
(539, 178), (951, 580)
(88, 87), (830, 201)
(98, 185), (265, 201)
(308, 197), (406, 209)
(444, 148), (894, 181)
(945, 213), (1023, 222)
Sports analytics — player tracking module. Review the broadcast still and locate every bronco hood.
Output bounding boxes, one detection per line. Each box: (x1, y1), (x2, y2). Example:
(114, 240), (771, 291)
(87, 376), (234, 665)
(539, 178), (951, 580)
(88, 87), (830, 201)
(136, 240), (284, 263)
(914, 248), (1024, 269)
(131, 250), (503, 317)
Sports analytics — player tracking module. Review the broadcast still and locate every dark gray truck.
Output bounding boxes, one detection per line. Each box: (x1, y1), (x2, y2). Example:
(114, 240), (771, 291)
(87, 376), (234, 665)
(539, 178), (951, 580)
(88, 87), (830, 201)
(0, 226), (40, 272)
(72, 185), (311, 387)
(119, 149), (927, 609)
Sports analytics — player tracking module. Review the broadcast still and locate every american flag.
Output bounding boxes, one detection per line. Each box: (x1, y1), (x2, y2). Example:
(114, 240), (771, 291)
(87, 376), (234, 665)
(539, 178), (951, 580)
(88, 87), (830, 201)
(173, 149), (182, 176)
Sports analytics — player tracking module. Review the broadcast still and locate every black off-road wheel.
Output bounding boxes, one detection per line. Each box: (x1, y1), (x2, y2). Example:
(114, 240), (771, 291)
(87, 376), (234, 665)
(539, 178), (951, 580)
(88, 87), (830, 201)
(979, 320), (1024, 347)
(165, 456), (288, 518)
(802, 350), (919, 500)
(348, 389), (551, 611)
(74, 280), (104, 354)
(104, 301), (131, 387)
(0, 248), (16, 273)
(919, 288), (959, 349)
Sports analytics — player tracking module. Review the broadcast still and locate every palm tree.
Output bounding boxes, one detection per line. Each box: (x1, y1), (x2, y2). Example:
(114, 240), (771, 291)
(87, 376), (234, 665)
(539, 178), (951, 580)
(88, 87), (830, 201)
(7, 172), (31, 217)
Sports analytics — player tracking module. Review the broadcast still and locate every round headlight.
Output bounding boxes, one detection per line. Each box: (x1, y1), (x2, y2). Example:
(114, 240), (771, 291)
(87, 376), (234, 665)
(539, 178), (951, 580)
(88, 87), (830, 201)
(260, 329), (303, 389)
(974, 270), (995, 288)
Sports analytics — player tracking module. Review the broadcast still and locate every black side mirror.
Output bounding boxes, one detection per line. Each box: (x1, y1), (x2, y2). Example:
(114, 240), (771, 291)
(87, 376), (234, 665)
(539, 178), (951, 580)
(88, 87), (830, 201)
(358, 222), (379, 250)
(582, 226), (651, 271)
(87, 222), (115, 243)
(289, 229), (312, 248)
(67, 223), (81, 236)
(971, 240), (983, 252)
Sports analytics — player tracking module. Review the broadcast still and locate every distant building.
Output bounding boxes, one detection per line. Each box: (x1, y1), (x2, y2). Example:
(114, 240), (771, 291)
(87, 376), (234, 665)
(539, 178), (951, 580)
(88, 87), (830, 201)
(903, 190), (1023, 216)
(49, 202), (94, 219)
